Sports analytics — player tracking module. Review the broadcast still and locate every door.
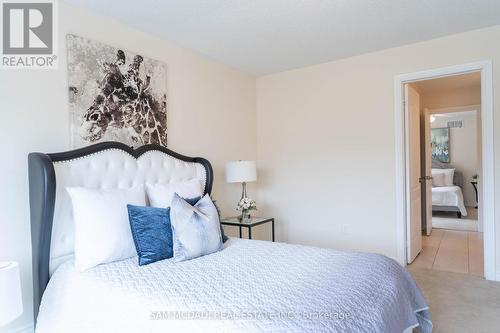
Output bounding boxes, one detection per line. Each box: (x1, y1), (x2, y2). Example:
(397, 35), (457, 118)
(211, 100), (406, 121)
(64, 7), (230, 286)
(406, 84), (422, 263)
(422, 108), (433, 235)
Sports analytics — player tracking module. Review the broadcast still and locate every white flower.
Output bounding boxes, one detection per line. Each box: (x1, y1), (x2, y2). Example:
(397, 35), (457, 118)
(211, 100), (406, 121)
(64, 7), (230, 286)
(237, 197), (257, 211)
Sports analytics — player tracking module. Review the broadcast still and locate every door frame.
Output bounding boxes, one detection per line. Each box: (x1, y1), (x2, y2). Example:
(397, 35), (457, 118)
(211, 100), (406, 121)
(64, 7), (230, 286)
(394, 61), (496, 281)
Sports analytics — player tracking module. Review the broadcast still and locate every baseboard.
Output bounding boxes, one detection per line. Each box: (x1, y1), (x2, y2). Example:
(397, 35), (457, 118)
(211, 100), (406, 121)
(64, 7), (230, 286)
(11, 323), (34, 333)
(496, 272), (500, 282)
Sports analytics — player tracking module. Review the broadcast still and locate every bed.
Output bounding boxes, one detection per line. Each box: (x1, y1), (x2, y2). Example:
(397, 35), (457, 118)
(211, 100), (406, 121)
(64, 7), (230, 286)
(29, 142), (432, 333)
(431, 161), (467, 218)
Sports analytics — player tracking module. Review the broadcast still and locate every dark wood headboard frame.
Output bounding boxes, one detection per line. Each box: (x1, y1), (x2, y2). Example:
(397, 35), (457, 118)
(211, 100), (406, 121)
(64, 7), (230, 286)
(28, 141), (213, 322)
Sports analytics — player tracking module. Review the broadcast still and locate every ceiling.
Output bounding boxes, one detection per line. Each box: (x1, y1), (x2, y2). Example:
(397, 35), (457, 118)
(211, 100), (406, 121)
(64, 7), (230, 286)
(411, 72), (481, 95)
(65, 0), (500, 75)
(433, 110), (477, 119)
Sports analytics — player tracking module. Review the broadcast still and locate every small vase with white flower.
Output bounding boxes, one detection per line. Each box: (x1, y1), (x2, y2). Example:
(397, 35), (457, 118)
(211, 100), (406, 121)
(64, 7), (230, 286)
(237, 197), (257, 222)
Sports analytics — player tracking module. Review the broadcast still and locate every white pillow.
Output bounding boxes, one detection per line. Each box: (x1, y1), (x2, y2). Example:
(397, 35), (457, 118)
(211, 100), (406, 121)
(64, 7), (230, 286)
(431, 168), (455, 186)
(170, 193), (223, 262)
(432, 173), (446, 187)
(67, 186), (146, 271)
(146, 179), (203, 208)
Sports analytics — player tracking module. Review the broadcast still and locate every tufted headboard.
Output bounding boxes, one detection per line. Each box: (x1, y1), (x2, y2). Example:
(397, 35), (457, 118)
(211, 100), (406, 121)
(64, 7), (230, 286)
(28, 142), (213, 321)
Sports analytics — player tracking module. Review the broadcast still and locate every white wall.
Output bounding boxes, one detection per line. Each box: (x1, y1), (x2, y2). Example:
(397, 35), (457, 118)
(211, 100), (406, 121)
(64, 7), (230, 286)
(256, 25), (500, 275)
(0, 2), (256, 332)
(431, 111), (479, 206)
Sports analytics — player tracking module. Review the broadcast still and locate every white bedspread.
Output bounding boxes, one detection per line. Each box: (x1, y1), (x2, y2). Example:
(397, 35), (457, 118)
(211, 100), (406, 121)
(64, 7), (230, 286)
(432, 185), (468, 216)
(36, 238), (431, 333)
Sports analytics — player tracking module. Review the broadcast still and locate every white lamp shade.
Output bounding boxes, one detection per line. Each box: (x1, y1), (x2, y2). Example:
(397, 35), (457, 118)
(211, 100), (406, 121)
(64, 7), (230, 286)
(225, 161), (257, 183)
(0, 262), (23, 326)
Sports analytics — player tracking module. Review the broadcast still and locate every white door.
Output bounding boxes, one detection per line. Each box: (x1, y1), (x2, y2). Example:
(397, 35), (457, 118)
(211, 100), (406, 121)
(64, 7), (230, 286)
(406, 84), (422, 263)
(422, 108), (433, 235)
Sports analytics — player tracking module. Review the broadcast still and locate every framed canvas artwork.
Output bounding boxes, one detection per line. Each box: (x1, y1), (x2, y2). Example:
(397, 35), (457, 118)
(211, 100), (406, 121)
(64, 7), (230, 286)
(67, 34), (167, 147)
(431, 128), (450, 163)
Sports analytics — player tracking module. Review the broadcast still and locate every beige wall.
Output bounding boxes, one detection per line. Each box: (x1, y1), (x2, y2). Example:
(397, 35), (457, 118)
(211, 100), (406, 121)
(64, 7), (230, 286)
(421, 86), (481, 110)
(0, 2), (256, 332)
(431, 111), (479, 206)
(256, 25), (500, 276)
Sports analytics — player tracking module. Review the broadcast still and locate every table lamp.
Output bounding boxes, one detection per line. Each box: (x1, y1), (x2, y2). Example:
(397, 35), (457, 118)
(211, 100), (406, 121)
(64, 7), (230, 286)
(225, 160), (257, 200)
(0, 261), (23, 326)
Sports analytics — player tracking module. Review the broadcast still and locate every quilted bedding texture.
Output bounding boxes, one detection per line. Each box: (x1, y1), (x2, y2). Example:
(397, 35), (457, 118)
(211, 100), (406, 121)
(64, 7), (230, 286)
(36, 238), (431, 333)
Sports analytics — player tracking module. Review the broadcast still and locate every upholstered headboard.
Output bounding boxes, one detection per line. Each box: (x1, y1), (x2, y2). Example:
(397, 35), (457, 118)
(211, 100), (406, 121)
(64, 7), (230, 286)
(432, 160), (463, 188)
(28, 142), (213, 321)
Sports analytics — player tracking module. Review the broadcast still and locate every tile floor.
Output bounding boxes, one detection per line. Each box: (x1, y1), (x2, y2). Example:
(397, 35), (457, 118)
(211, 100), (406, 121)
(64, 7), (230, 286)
(409, 228), (484, 277)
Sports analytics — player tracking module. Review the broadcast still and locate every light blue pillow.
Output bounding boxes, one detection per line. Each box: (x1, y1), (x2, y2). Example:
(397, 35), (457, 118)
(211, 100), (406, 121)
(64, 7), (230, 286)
(170, 193), (223, 262)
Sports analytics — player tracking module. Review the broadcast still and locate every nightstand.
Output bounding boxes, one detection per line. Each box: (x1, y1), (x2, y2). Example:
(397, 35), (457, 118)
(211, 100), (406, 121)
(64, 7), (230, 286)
(471, 181), (478, 208)
(220, 217), (275, 242)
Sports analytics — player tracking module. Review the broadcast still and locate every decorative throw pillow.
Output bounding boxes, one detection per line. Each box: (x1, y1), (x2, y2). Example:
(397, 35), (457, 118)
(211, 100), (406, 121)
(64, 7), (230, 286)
(442, 169), (455, 186)
(170, 193), (223, 262)
(127, 197), (200, 266)
(67, 186), (146, 271)
(146, 179), (203, 208)
(432, 168), (455, 186)
(211, 200), (229, 243)
(147, 180), (228, 243)
(432, 173), (446, 187)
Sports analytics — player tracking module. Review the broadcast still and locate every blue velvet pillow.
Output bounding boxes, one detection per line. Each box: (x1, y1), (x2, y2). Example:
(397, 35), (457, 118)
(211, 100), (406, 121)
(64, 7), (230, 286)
(212, 200), (229, 243)
(127, 197), (200, 266)
(221, 228), (229, 243)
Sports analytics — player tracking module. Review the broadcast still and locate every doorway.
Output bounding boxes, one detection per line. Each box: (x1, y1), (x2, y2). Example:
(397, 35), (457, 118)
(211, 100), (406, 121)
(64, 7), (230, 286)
(394, 62), (496, 281)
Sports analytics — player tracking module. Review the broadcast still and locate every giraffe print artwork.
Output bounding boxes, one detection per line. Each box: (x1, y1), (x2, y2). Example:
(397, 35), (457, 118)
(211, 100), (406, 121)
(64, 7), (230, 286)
(67, 34), (167, 147)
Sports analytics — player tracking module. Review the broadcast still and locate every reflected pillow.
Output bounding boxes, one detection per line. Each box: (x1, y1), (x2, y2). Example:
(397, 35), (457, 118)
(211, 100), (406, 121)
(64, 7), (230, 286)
(170, 193), (223, 262)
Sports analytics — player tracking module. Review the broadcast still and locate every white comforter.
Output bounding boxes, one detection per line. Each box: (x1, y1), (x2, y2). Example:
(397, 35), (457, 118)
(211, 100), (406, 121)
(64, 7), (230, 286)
(432, 185), (468, 216)
(36, 238), (431, 333)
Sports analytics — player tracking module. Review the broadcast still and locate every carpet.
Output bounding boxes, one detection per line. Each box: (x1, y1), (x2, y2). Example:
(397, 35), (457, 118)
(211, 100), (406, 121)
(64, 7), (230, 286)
(432, 217), (478, 232)
(409, 267), (500, 333)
